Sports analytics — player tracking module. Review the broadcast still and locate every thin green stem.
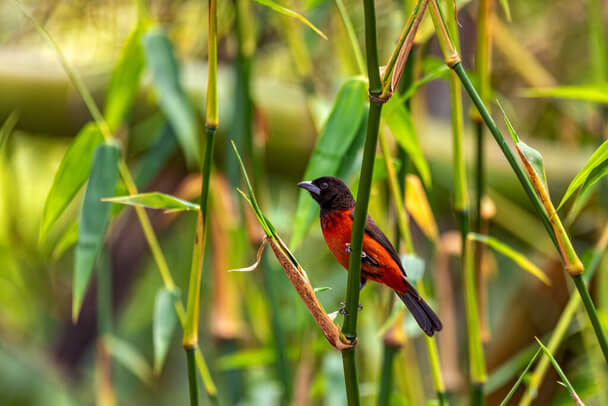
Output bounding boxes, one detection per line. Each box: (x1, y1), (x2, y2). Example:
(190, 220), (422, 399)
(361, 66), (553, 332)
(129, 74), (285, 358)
(186, 348), (199, 406)
(377, 345), (398, 406)
(451, 62), (558, 251)
(341, 0), (383, 392)
(572, 274), (608, 361)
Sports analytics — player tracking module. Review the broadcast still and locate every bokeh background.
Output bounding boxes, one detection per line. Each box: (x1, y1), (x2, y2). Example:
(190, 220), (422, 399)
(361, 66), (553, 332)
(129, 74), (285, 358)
(0, 0), (607, 405)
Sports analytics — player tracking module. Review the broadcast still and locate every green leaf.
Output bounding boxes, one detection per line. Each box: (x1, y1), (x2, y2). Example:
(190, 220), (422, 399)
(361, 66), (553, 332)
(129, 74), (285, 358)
(314, 286), (332, 293)
(0, 110), (19, 149)
(535, 338), (582, 401)
(399, 59), (449, 102)
(104, 192), (199, 212)
(104, 335), (153, 386)
(517, 141), (548, 191)
(522, 85), (608, 104)
(497, 99), (520, 143)
(153, 288), (179, 375)
(351, 156), (401, 196)
(143, 29), (198, 165)
(469, 233), (551, 285)
(103, 23), (147, 131)
(383, 97), (431, 187)
(499, 348), (541, 406)
(579, 159), (608, 201)
(40, 123), (104, 242)
(73, 143), (121, 322)
(290, 78), (367, 249)
(499, 0), (511, 21)
(254, 0), (327, 40)
(51, 220), (79, 261)
(559, 139), (608, 209)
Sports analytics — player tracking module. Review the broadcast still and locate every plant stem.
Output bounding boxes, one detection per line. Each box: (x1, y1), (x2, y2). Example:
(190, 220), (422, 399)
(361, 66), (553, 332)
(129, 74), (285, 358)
(341, 0), (383, 400)
(184, 1), (218, 404)
(377, 345), (398, 406)
(186, 348), (199, 406)
(573, 274), (608, 360)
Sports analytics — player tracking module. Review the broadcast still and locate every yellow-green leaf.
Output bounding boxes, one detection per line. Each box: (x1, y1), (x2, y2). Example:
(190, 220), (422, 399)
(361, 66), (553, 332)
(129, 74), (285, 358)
(254, 0), (327, 40)
(40, 123), (104, 242)
(103, 192), (199, 212)
(559, 139), (608, 209)
(522, 85), (608, 104)
(469, 233), (551, 285)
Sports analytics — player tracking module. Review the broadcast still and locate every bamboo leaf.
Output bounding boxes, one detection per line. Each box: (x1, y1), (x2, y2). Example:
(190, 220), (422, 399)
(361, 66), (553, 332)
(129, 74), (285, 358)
(143, 29), (198, 165)
(0, 110), (18, 149)
(522, 85), (608, 104)
(578, 159), (608, 200)
(254, 0), (328, 40)
(73, 143), (121, 322)
(290, 78), (368, 249)
(469, 233), (551, 285)
(405, 174), (438, 242)
(51, 220), (79, 261)
(535, 338), (585, 405)
(499, 348), (541, 406)
(383, 97), (431, 187)
(498, 0), (511, 21)
(153, 288), (179, 374)
(104, 335), (153, 386)
(103, 192), (199, 212)
(559, 140), (608, 209)
(497, 100), (520, 143)
(40, 123), (104, 242)
(104, 23), (147, 131)
(516, 141), (548, 191)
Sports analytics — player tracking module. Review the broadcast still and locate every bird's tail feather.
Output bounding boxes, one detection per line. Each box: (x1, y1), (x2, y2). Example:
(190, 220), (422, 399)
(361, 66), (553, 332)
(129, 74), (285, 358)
(397, 280), (442, 337)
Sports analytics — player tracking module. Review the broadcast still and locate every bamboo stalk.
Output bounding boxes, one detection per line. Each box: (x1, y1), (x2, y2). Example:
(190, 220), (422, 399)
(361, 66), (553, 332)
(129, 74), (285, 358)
(183, 0), (218, 404)
(428, 0), (608, 365)
(341, 0), (383, 401)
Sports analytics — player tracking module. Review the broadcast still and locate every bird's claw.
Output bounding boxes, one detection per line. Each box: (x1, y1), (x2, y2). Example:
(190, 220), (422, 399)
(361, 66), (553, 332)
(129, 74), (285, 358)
(345, 243), (351, 253)
(338, 301), (363, 316)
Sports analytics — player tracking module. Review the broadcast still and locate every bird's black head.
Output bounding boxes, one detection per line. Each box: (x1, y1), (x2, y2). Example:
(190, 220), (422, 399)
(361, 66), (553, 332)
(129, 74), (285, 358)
(298, 176), (355, 213)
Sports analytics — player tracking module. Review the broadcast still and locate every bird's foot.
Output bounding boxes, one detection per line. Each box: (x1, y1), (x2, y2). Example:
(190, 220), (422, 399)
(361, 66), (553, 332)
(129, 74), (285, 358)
(345, 243), (351, 253)
(338, 301), (363, 316)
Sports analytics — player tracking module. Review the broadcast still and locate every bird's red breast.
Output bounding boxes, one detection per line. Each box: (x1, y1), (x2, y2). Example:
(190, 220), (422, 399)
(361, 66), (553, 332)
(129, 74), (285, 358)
(320, 208), (409, 294)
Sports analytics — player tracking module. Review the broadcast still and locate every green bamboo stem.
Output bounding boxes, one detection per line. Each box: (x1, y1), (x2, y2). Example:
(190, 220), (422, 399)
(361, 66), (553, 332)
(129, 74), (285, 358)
(341, 1), (383, 401)
(379, 129), (447, 403)
(186, 348), (199, 406)
(519, 228), (608, 405)
(377, 345), (398, 406)
(425, 2), (608, 364)
(184, 0), (218, 404)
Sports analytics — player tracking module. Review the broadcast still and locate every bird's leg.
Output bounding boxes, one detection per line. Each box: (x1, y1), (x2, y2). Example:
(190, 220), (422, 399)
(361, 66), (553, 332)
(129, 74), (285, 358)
(345, 242), (351, 253)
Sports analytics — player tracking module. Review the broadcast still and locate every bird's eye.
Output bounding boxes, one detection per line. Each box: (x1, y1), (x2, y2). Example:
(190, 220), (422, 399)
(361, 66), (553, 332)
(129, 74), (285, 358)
(320, 182), (328, 190)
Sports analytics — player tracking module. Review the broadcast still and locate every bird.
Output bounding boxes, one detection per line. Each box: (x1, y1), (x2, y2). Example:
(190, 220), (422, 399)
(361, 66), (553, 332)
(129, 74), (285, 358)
(298, 176), (442, 337)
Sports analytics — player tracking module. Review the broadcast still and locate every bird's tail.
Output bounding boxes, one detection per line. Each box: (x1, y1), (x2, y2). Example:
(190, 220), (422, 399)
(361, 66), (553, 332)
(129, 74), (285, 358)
(396, 279), (442, 337)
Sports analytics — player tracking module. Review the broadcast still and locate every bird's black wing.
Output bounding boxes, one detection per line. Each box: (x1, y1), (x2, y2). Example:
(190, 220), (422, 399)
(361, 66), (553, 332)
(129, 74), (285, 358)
(350, 209), (406, 277)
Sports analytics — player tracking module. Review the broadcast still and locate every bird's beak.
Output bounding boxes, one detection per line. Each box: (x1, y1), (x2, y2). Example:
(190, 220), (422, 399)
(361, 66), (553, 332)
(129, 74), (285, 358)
(298, 181), (321, 197)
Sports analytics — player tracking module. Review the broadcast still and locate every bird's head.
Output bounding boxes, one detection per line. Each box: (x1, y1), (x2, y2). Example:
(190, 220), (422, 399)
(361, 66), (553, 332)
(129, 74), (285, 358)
(298, 176), (355, 212)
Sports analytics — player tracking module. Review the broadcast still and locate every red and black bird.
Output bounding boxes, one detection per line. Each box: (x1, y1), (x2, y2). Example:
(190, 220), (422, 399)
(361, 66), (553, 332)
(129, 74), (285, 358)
(298, 176), (442, 337)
